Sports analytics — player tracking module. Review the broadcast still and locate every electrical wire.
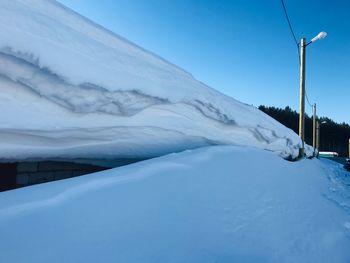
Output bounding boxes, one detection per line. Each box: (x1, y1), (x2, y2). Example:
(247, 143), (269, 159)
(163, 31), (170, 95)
(280, 0), (298, 46)
(281, 0), (315, 109)
(305, 90), (314, 108)
(280, 0), (300, 64)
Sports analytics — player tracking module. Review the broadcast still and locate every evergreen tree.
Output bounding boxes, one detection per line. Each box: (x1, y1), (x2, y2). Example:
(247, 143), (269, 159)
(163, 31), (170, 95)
(259, 105), (350, 157)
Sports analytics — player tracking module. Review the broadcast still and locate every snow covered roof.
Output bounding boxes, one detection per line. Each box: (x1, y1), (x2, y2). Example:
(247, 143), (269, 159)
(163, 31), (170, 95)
(0, 0), (309, 160)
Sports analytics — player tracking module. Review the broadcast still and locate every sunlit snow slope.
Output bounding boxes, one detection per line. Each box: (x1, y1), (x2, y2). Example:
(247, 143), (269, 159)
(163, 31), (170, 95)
(0, 0), (307, 160)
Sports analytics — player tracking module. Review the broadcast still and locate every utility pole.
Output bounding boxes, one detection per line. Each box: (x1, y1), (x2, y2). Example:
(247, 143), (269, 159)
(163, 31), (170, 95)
(299, 38), (306, 158)
(316, 121), (320, 157)
(348, 139), (350, 159)
(312, 103), (316, 156)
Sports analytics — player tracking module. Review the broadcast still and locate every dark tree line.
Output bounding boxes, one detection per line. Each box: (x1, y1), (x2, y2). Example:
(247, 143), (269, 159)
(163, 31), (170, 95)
(259, 105), (350, 157)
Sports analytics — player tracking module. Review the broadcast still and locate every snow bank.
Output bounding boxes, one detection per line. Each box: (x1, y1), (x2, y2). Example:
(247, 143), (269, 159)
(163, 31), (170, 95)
(0, 0), (311, 160)
(0, 146), (349, 262)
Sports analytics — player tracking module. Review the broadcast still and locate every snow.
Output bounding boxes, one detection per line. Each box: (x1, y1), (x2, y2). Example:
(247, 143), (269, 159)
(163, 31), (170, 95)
(1, 1), (347, 261)
(0, 146), (349, 262)
(0, 0), (312, 160)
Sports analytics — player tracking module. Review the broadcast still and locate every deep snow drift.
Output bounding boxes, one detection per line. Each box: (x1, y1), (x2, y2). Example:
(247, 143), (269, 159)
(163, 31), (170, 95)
(0, 0), (310, 160)
(0, 146), (349, 262)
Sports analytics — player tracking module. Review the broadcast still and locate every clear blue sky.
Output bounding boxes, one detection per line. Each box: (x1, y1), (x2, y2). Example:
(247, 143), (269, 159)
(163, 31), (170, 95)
(58, 0), (349, 124)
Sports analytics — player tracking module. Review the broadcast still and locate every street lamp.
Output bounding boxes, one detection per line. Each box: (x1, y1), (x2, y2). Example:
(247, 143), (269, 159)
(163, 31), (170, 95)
(298, 31), (327, 158)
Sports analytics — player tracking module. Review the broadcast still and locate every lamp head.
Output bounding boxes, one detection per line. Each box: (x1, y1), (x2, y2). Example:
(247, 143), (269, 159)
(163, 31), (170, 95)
(311, 31), (327, 43)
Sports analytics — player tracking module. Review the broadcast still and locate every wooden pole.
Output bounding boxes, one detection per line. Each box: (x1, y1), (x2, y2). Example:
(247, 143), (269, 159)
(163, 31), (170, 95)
(316, 121), (320, 157)
(312, 103), (316, 155)
(298, 38), (306, 158)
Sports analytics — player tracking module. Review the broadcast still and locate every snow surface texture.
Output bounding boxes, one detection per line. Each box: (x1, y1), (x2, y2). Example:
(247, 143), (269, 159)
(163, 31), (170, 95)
(0, 146), (349, 262)
(0, 0), (312, 160)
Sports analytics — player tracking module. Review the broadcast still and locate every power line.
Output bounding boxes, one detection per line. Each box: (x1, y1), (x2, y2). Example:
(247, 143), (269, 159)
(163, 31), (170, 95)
(280, 0), (298, 46)
(281, 0), (315, 109)
(305, 90), (314, 108)
(280, 0), (300, 63)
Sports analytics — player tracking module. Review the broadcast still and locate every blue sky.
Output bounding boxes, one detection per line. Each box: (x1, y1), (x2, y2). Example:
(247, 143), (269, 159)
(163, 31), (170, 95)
(58, 0), (349, 124)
